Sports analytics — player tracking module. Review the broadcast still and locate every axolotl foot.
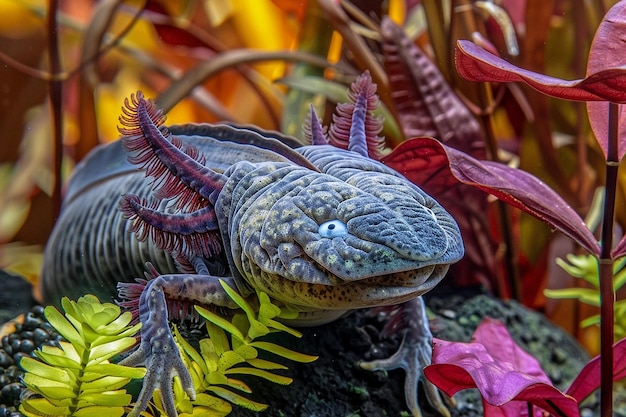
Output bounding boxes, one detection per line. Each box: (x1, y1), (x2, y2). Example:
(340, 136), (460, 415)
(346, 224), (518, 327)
(118, 275), (196, 417)
(360, 297), (454, 417)
(118, 267), (240, 417)
(119, 325), (195, 417)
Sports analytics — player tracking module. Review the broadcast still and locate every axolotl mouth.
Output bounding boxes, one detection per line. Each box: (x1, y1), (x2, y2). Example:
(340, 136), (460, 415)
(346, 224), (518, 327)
(240, 261), (451, 327)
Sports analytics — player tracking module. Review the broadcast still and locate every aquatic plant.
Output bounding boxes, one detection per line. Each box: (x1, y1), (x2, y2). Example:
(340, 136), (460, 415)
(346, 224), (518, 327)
(18, 285), (316, 417)
(546, 253), (626, 341)
(19, 295), (144, 417)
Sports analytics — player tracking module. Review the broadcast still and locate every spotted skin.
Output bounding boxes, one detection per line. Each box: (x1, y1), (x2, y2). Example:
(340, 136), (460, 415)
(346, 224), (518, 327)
(41, 92), (464, 417)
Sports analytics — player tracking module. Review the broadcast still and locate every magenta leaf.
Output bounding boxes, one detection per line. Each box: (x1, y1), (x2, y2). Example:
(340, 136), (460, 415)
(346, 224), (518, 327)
(586, 1), (626, 161)
(566, 336), (626, 402)
(455, 40), (626, 104)
(424, 318), (580, 417)
(381, 137), (600, 255)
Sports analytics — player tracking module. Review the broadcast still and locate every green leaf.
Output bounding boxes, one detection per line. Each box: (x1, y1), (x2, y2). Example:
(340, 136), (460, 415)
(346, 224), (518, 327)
(22, 373), (75, 399)
(84, 363), (146, 379)
(35, 348), (82, 369)
(79, 376), (129, 393)
(614, 266), (626, 291)
(224, 377), (252, 393)
(199, 338), (221, 372)
(196, 306), (245, 341)
(44, 305), (85, 348)
(250, 341), (318, 363)
(245, 358), (288, 370)
(581, 315), (600, 328)
(544, 288), (601, 305)
(247, 319), (269, 340)
(77, 391), (132, 407)
(219, 280), (254, 316)
(218, 350), (245, 371)
(264, 318), (302, 338)
(224, 367), (293, 385)
(192, 392), (232, 413)
(20, 397), (70, 417)
(73, 405), (125, 417)
(20, 356), (73, 384)
(233, 344), (257, 360)
(174, 325), (208, 375)
(41, 341), (81, 363)
(207, 371), (229, 386)
(87, 337), (137, 364)
(208, 386), (268, 411)
(258, 298), (281, 321)
(219, 280), (265, 339)
(93, 312), (135, 336)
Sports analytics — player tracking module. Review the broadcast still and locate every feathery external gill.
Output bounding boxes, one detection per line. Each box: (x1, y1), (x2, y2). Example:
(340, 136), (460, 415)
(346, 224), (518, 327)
(119, 194), (222, 260)
(118, 91), (226, 207)
(303, 104), (329, 145)
(328, 71), (385, 158)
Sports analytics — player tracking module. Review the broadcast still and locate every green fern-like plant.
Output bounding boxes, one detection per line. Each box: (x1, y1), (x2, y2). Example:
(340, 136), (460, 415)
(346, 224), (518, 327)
(149, 280), (318, 416)
(19, 295), (145, 417)
(545, 254), (626, 340)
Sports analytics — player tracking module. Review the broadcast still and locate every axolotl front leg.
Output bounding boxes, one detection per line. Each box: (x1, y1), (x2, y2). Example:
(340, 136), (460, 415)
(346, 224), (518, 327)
(118, 263), (240, 417)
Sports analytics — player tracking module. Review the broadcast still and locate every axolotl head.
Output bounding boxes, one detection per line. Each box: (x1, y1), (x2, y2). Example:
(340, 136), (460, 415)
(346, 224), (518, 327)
(217, 146), (464, 314)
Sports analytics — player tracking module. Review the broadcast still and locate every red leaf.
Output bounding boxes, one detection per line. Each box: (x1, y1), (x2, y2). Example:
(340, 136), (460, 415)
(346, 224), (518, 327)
(586, 1), (626, 160)
(455, 40), (626, 103)
(381, 138), (600, 255)
(566, 336), (626, 402)
(381, 19), (485, 158)
(424, 318), (580, 417)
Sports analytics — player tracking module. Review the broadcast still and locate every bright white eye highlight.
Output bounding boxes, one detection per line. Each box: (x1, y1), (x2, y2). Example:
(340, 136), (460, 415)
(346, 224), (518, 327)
(319, 219), (348, 238)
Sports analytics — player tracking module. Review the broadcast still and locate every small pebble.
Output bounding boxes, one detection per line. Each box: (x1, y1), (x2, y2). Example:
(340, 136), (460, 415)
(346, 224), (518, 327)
(0, 353), (12, 369)
(0, 383), (22, 405)
(0, 305), (54, 415)
(32, 329), (48, 346)
(18, 340), (34, 355)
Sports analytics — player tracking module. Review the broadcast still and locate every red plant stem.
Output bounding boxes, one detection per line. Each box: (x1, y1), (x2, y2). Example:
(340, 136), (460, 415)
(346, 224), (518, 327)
(47, 0), (63, 222)
(599, 101), (618, 417)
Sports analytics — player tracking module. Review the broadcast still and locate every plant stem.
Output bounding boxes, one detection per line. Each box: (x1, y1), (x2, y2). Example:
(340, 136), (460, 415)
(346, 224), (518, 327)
(599, 102), (618, 417)
(47, 0), (63, 222)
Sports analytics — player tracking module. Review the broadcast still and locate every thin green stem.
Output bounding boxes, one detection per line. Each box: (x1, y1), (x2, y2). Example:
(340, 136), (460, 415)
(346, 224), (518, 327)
(599, 102), (618, 417)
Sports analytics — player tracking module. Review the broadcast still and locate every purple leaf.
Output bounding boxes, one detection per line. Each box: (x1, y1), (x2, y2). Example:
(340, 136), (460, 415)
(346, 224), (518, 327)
(566, 336), (626, 402)
(424, 318), (580, 417)
(586, 1), (626, 161)
(381, 18), (485, 157)
(455, 40), (626, 103)
(381, 137), (600, 255)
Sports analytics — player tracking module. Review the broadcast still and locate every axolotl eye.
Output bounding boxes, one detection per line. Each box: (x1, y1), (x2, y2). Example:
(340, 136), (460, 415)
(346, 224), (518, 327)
(318, 219), (348, 238)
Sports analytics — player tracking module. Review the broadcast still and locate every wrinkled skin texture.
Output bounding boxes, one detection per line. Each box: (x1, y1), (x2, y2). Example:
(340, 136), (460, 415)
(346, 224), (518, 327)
(42, 89), (463, 417)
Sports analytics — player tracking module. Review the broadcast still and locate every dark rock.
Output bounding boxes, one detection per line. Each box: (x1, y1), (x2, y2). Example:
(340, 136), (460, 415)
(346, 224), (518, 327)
(0, 271), (36, 325)
(228, 289), (592, 417)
